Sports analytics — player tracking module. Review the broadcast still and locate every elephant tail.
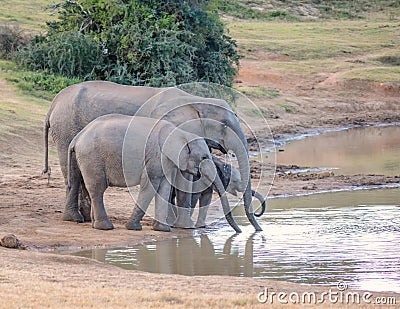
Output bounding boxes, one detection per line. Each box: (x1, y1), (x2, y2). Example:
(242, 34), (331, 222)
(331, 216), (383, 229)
(42, 117), (51, 184)
(67, 139), (76, 191)
(252, 190), (266, 217)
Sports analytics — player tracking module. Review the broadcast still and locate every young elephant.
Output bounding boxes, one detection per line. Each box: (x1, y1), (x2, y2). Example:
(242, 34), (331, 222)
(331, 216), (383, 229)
(67, 114), (241, 233)
(169, 156), (266, 227)
(193, 157), (267, 227)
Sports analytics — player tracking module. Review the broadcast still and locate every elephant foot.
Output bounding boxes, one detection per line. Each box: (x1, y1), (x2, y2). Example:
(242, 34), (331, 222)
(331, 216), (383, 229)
(195, 221), (206, 228)
(62, 209), (84, 223)
(153, 220), (171, 232)
(173, 207), (195, 229)
(79, 203), (92, 222)
(173, 217), (195, 229)
(166, 208), (177, 226)
(93, 219), (114, 230)
(79, 192), (92, 222)
(125, 220), (142, 231)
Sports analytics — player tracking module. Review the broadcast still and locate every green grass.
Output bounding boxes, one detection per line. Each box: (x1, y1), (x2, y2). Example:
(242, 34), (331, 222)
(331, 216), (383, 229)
(236, 85), (280, 99)
(228, 20), (400, 82)
(229, 21), (400, 61)
(0, 60), (81, 100)
(242, 107), (270, 118)
(220, 0), (400, 20)
(375, 54), (400, 66)
(341, 67), (400, 82)
(0, 0), (55, 32)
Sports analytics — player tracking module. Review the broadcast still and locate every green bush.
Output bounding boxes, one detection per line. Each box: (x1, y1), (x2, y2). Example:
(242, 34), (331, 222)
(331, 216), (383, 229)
(0, 23), (28, 60)
(376, 55), (400, 66)
(15, 0), (241, 87)
(15, 31), (103, 79)
(20, 72), (82, 97)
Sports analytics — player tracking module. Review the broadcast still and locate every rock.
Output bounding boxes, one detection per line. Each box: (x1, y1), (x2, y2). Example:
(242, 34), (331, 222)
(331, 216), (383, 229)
(0, 234), (20, 249)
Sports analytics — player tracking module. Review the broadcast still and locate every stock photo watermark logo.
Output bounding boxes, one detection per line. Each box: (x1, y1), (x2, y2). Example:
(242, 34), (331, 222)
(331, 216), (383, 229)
(122, 82), (275, 228)
(257, 281), (397, 305)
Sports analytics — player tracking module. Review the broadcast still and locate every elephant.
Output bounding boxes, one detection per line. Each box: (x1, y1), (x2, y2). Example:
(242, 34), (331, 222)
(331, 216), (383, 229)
(43, 80), (262, 231)
(168, 155), (266, 228)
(66, 114), (241, 233)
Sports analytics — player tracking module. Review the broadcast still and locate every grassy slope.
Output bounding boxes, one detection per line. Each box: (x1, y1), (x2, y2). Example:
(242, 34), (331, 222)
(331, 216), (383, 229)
(0, 0), (55, 31)
(228, 20), (400, 82)
(0, 0), (399, 126)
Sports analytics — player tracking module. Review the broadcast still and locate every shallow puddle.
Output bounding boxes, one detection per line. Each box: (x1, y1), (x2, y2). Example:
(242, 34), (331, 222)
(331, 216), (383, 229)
(274, 125), (400, 176)
(73, 188), (400, 292)
(71, 125), (400, 292)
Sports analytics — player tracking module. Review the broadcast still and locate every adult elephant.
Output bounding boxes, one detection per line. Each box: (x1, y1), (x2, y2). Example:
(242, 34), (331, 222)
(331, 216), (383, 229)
(67, 115), (241, 232)
(43, 81), (262, 231)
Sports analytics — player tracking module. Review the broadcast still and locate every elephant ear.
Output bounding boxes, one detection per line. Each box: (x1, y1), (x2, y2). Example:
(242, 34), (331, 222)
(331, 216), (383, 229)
(159, 125), (190, 171)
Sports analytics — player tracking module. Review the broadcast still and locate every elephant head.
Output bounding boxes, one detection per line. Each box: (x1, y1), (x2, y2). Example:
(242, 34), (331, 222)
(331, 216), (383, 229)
(147, 93), (262, 231)
(159, 126), (241, 233)
(213, 155), (266, 218)
(212, 156), (243, 196)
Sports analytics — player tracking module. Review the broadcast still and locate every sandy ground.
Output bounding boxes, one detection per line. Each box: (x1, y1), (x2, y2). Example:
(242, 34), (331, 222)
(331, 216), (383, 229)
(0, 53), (399, 307)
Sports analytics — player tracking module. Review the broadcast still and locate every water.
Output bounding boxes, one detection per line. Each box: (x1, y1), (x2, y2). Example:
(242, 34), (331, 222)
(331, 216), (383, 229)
(73, 188), (400, 292)
(274, 125), (400, 176)
(71, 125), (400, 292)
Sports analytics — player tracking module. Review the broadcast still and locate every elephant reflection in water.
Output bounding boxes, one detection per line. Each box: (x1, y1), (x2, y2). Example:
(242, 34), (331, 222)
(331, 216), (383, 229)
(134, 233), (259, 277)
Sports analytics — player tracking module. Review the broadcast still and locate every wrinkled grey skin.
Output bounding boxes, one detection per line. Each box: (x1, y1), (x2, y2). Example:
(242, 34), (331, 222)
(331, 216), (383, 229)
(43, 80), (261, 231)
(67, 114), (241, 233)
(169, 156), (266, 228)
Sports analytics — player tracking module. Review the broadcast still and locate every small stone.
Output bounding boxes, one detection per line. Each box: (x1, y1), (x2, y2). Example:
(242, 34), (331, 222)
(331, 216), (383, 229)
(0, 234), (20, 249)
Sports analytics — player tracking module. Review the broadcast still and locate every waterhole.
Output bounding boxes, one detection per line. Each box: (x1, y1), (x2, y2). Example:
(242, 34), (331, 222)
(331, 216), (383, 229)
(71, 125), (400, 292)
(275, 125), (400, 176)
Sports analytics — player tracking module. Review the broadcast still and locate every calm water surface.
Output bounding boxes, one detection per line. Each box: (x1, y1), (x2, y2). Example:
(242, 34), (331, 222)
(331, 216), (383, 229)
(72, 126), (400, 292)
(73, 188), (400, 292)
(275, 125), (400, 176)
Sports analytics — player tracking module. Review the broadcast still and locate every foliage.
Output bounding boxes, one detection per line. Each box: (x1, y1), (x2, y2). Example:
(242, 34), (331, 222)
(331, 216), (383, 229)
(17, 71), (82, 99)
(15, 31), (102, 79)
(0, 24), (28, 60)
(15, 0), (241, 87)
(1, 60), (82, 100)
(376, 55), (400, 66)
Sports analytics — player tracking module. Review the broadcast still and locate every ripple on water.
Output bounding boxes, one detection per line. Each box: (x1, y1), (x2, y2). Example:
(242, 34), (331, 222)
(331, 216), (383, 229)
(71, 190), (400, 292)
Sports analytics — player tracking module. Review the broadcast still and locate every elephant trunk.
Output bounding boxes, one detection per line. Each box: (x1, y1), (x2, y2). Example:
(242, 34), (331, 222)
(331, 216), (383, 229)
(200, 160), (241, 233)
(224, 130), (262, 231)
(252, 190), (266, 217)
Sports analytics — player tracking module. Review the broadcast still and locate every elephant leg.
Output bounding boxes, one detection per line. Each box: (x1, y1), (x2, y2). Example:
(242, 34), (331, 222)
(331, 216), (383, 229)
(195, 188), (212, 228)
(87, 184), (113, 230)
(173, 173), (195, 229)
(78, 182), (92, 222)
(125, 178), (159, 231)
(63, 152), (84, 223)
(174, 189), (195, 228)
(190, 192), (200, 217)
(153, 177), (171, 232)
(166, 187), (177, 226)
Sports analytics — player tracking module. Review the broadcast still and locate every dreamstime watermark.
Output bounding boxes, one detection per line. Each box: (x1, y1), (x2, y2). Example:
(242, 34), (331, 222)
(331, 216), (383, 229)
(257, 281), (397, 305)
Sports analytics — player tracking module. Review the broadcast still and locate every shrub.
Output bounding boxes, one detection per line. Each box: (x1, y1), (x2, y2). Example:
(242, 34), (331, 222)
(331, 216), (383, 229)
(0, 23), (28, 60)
(16, 0), (241, 87)
(15, 31), (103, 79)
